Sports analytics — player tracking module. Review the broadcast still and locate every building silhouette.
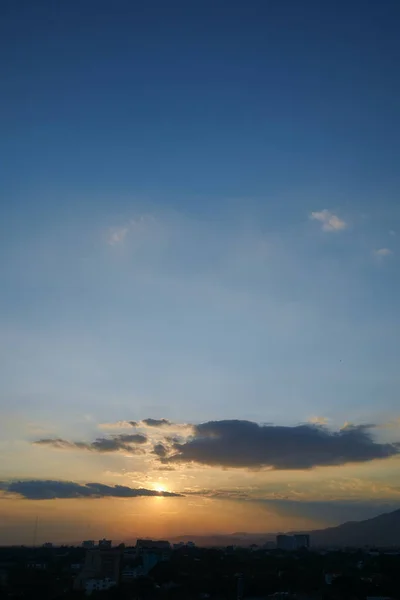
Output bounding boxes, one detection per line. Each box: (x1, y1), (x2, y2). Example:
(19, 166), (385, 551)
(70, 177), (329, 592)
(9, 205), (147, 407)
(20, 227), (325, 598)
(276, 534), (310, 550)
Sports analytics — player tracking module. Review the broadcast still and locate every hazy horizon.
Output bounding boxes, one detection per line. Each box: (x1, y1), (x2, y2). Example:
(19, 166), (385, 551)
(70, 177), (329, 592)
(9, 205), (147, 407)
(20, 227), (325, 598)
(2, 499), (399, 547)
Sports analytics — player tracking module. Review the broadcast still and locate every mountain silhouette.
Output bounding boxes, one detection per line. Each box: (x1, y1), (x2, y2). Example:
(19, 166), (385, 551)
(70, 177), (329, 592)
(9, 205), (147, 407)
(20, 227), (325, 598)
(166, 508), (400, 548)
(303, 508), (400, 547)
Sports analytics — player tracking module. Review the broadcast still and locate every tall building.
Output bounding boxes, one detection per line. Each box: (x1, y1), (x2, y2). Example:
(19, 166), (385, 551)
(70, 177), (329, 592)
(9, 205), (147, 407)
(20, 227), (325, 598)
(74, 546), (122, 590)
(135, 539), (171, 561)
(236, 573), (244, 600)
(294, 534), (310, 549)
(276, 535), (296, 550)
(135, 539), (171, 555)
(133, 539), (171, 577)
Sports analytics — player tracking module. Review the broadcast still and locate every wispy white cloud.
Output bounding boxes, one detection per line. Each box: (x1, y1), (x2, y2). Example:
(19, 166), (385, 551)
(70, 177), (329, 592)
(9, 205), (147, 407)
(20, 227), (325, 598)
(310, 209), (347, 232)
(106, 226), (129, 245)
(374, 248), (393, 258)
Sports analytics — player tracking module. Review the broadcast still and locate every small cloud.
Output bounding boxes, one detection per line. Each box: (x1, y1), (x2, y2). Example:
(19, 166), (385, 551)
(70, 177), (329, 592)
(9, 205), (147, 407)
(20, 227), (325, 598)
(310, 210), (347, 232)
(389, 230), (396, 236)
(98, 421), (137, 430)
(107, 226), (129, 245)
(34, 438), (88, 451)
(142, 418), (172, 428)
(106, 214), (158, 247)
(155, 465), (176, 471)
(34, 433), (147, 454)
(152, 443), (168, 458)
(374, 248), (393, 258)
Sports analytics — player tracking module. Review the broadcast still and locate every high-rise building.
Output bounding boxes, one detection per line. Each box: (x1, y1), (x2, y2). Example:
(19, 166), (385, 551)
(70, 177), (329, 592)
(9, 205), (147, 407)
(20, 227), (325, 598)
(294, 534), (310, 549)
(276, 535), (296, 550)
(133, 539), (171, 576)
(135, 539), (171, 561)
(74, 545), (122, 590)
(236, 573), (244, 600)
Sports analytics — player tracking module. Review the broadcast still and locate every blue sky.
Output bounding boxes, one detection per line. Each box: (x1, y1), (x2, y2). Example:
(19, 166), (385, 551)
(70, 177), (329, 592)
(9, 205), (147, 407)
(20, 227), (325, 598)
(0, 0), (399, 542)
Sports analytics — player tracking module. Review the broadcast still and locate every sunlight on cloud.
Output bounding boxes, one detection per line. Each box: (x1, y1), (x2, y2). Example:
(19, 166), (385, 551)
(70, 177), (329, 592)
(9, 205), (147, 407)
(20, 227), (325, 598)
(308, 416), (329, 425)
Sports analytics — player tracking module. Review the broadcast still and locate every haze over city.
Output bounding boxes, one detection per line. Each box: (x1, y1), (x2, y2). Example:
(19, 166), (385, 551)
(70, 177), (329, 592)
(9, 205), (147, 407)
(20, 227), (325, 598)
(1, 0), (400, 546)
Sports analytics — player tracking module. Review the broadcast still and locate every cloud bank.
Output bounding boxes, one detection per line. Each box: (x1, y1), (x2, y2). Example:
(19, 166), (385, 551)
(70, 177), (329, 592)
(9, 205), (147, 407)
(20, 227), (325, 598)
(164, 420), (400, 470)
(2, 480), (182, 500)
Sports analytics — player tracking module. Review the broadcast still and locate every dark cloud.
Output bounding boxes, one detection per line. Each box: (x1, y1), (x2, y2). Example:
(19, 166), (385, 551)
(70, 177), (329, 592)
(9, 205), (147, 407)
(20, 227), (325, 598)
(128, 421), (138, 427)
(165, 435), (183, 444)
(165, 420), (400, 470)
(185, 488), (250, 500)
(152, 443), (168, 458)
(34, 438), (88, 450)
(35, 433), (147, 454)
(155, 465), (176, 471)
(113, 433), (147, 444)
(2, 480), (183, 500)
(142, 418), (172, 427)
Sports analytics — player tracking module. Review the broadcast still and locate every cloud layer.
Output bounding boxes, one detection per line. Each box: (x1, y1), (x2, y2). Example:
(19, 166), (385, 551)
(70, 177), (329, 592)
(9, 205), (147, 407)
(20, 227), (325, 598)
(33, 419), (400, 471)
(2, 480), (182, 500)
(164, 420), (400, 470)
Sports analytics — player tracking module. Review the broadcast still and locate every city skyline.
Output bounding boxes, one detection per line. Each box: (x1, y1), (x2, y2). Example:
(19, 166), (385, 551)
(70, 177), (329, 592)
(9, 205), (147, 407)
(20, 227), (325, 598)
(1, 0), (400, 544)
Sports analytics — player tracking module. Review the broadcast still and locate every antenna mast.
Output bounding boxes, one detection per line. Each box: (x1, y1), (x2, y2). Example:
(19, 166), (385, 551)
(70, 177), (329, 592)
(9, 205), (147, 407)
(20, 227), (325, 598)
(33, 516), (38, 547)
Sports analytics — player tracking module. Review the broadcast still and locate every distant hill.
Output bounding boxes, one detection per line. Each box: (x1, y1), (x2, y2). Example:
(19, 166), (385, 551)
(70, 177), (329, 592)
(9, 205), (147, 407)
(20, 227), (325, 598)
(166, 508), (400, 548)
(304, 508), (400, 547)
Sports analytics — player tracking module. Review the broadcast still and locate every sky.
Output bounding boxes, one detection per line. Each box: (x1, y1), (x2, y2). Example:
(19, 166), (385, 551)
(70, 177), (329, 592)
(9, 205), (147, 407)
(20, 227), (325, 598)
(1, 0), (400, 545)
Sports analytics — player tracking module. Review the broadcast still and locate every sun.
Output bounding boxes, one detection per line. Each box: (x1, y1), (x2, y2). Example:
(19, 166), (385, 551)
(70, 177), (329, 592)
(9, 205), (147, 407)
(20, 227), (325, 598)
(153, 483), (167, 494)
